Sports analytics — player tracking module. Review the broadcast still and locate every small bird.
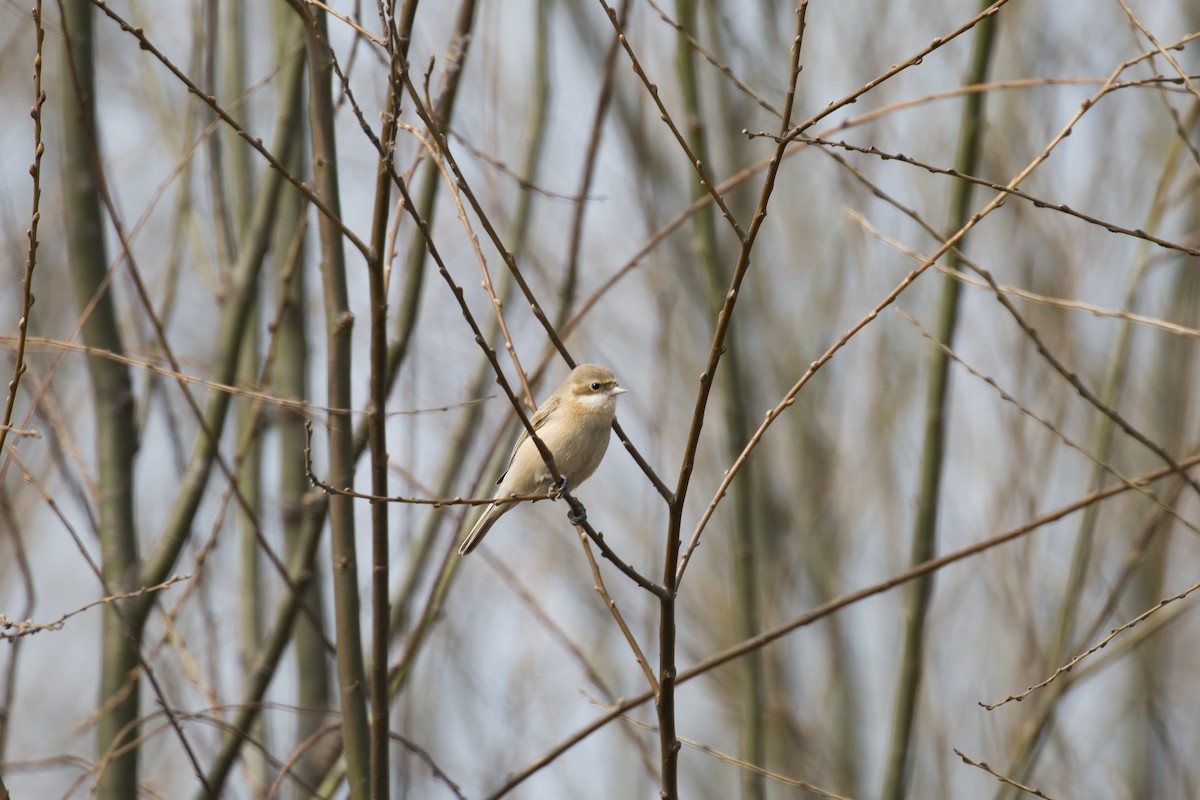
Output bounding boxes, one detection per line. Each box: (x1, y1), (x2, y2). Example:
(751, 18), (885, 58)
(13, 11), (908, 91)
(458, 363), (627, 556)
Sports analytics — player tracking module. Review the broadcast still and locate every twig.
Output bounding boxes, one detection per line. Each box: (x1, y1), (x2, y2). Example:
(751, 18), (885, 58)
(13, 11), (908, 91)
(304, 425), (558, 506)
(266, 723), (341, 800)
(598, 705), (853, 799)
(304, 0), (387, 45)
(897, 308), (1200, 541)
(4, 443), (212, 795)
(3, 335), (490, 419)
(408, 117), (536, 409)
(953, 749), (1056, 799)
(644, 0), (782, 119)
(558, 0), (630, 329)
(447, 129), (598, 201)
(657, 4), (810, 796)
(849, 210), (1200, 339)
(0, 0), (45, 467)
(563, 489), (665, 597)
(981, 577), (1200, 710)
(0, 574), (191, 641)
(386, 731), (469, 799)
(577, 530), (659, 695)
(596, 0), (745, 242)
(0, 424), (39, 438)
(803, 135), (1199, 257)
(1115, 0), (1200, 104)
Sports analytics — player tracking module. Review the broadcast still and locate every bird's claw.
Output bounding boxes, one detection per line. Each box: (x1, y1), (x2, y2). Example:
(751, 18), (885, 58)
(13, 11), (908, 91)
(567, 505), (587, 525)
(552, 476), (570, 500)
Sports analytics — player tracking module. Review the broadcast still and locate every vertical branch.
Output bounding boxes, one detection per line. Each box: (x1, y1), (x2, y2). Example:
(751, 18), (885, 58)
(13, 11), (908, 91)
(0, 496), (35, 764)
(1125, 213), (1200, 799)
(385, 0), (485, 633)
(204, 0), (236, 268)
(389, 0), (474, 379)
(879, 4), (998, 798)
(555, 0), (628, 330)
(266, 6), (333, 797)
(58, 3), (142, 798)
(219, 0), (272, 790)
(367, 37), (401, 800)
(0, 1), (44, 464)
(237, 3), (482, 787)
(0, 23), (45, 770)
(193, 474), (329, 800)
(388, 0), (538, 694)
(298, 6), (371, 798)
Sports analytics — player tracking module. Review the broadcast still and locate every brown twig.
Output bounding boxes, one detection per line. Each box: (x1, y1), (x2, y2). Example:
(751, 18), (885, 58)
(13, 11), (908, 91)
(577, 529), (659, 695)
(774, 0), (1014, 146)
(652, 5), (809, 796)
(0, 574), (191, 641)
(557, 0), (630, 329)
(0, 1), (45, 467)
(1115, 0), (1200, 104)
(897, 308), (1200, 540)
(953, 749), (1057, 799)
(595, 706), (853, 799)
(981, 577), (1200, 710)
(800, 135), (1199, 257)
(644, 0), (783, 118)
(850, 211), (1200, 338)
(596, 0), (745, 243)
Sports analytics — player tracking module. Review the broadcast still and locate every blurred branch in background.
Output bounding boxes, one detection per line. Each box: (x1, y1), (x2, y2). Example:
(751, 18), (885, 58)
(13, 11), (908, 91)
(881, 3), (997, 796)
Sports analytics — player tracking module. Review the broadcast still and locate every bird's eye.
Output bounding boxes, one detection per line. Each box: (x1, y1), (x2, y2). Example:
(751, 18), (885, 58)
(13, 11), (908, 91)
(590, 382), (601, 391)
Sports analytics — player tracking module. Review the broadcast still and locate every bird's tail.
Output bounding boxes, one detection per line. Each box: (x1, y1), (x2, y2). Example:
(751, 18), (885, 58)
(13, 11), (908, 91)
(458, 500), (514, 556)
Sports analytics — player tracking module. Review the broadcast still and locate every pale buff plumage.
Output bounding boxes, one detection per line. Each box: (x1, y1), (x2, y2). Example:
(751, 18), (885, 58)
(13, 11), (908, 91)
(458, 364), (626, 556)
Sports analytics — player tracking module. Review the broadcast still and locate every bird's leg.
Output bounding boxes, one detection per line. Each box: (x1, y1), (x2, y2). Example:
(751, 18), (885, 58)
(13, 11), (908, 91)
(551, 475), (570, 500)
(553, 476), (587, 523)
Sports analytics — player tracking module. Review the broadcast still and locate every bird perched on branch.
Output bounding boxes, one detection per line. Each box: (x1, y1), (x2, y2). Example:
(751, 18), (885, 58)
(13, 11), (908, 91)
(458, 364), (626, 556)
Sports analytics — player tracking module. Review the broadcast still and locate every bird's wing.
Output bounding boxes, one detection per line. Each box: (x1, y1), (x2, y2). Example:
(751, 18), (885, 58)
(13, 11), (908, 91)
(497, 394), (561, 484)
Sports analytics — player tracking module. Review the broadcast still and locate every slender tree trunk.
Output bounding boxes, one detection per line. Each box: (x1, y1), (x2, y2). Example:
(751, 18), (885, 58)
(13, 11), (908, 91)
(298, 7), (371, 797)
(60, 3), (142, 798)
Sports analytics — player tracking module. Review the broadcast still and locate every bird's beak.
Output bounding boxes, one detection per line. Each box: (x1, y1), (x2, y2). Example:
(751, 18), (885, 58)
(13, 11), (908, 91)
(611, 386), (628, 396)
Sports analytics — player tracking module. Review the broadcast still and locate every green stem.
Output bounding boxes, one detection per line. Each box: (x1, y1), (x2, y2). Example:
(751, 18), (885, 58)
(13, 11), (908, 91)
(193, 497), (327, 799)
(60, 3), (141, 797)
(298, 6), (371, 798)
(266, 8), (331, 797)
(674, 2), (763, 796)
(880, 5), (997, 798)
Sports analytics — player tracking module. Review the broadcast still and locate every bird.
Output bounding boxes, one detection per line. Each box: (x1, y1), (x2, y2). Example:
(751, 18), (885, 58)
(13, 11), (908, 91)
(458, 363), (627, 556)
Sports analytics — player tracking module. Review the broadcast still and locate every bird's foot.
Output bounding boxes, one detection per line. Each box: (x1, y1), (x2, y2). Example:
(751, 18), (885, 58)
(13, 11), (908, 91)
(567, 504), (588, 525)
(552, 476), (570, 500)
